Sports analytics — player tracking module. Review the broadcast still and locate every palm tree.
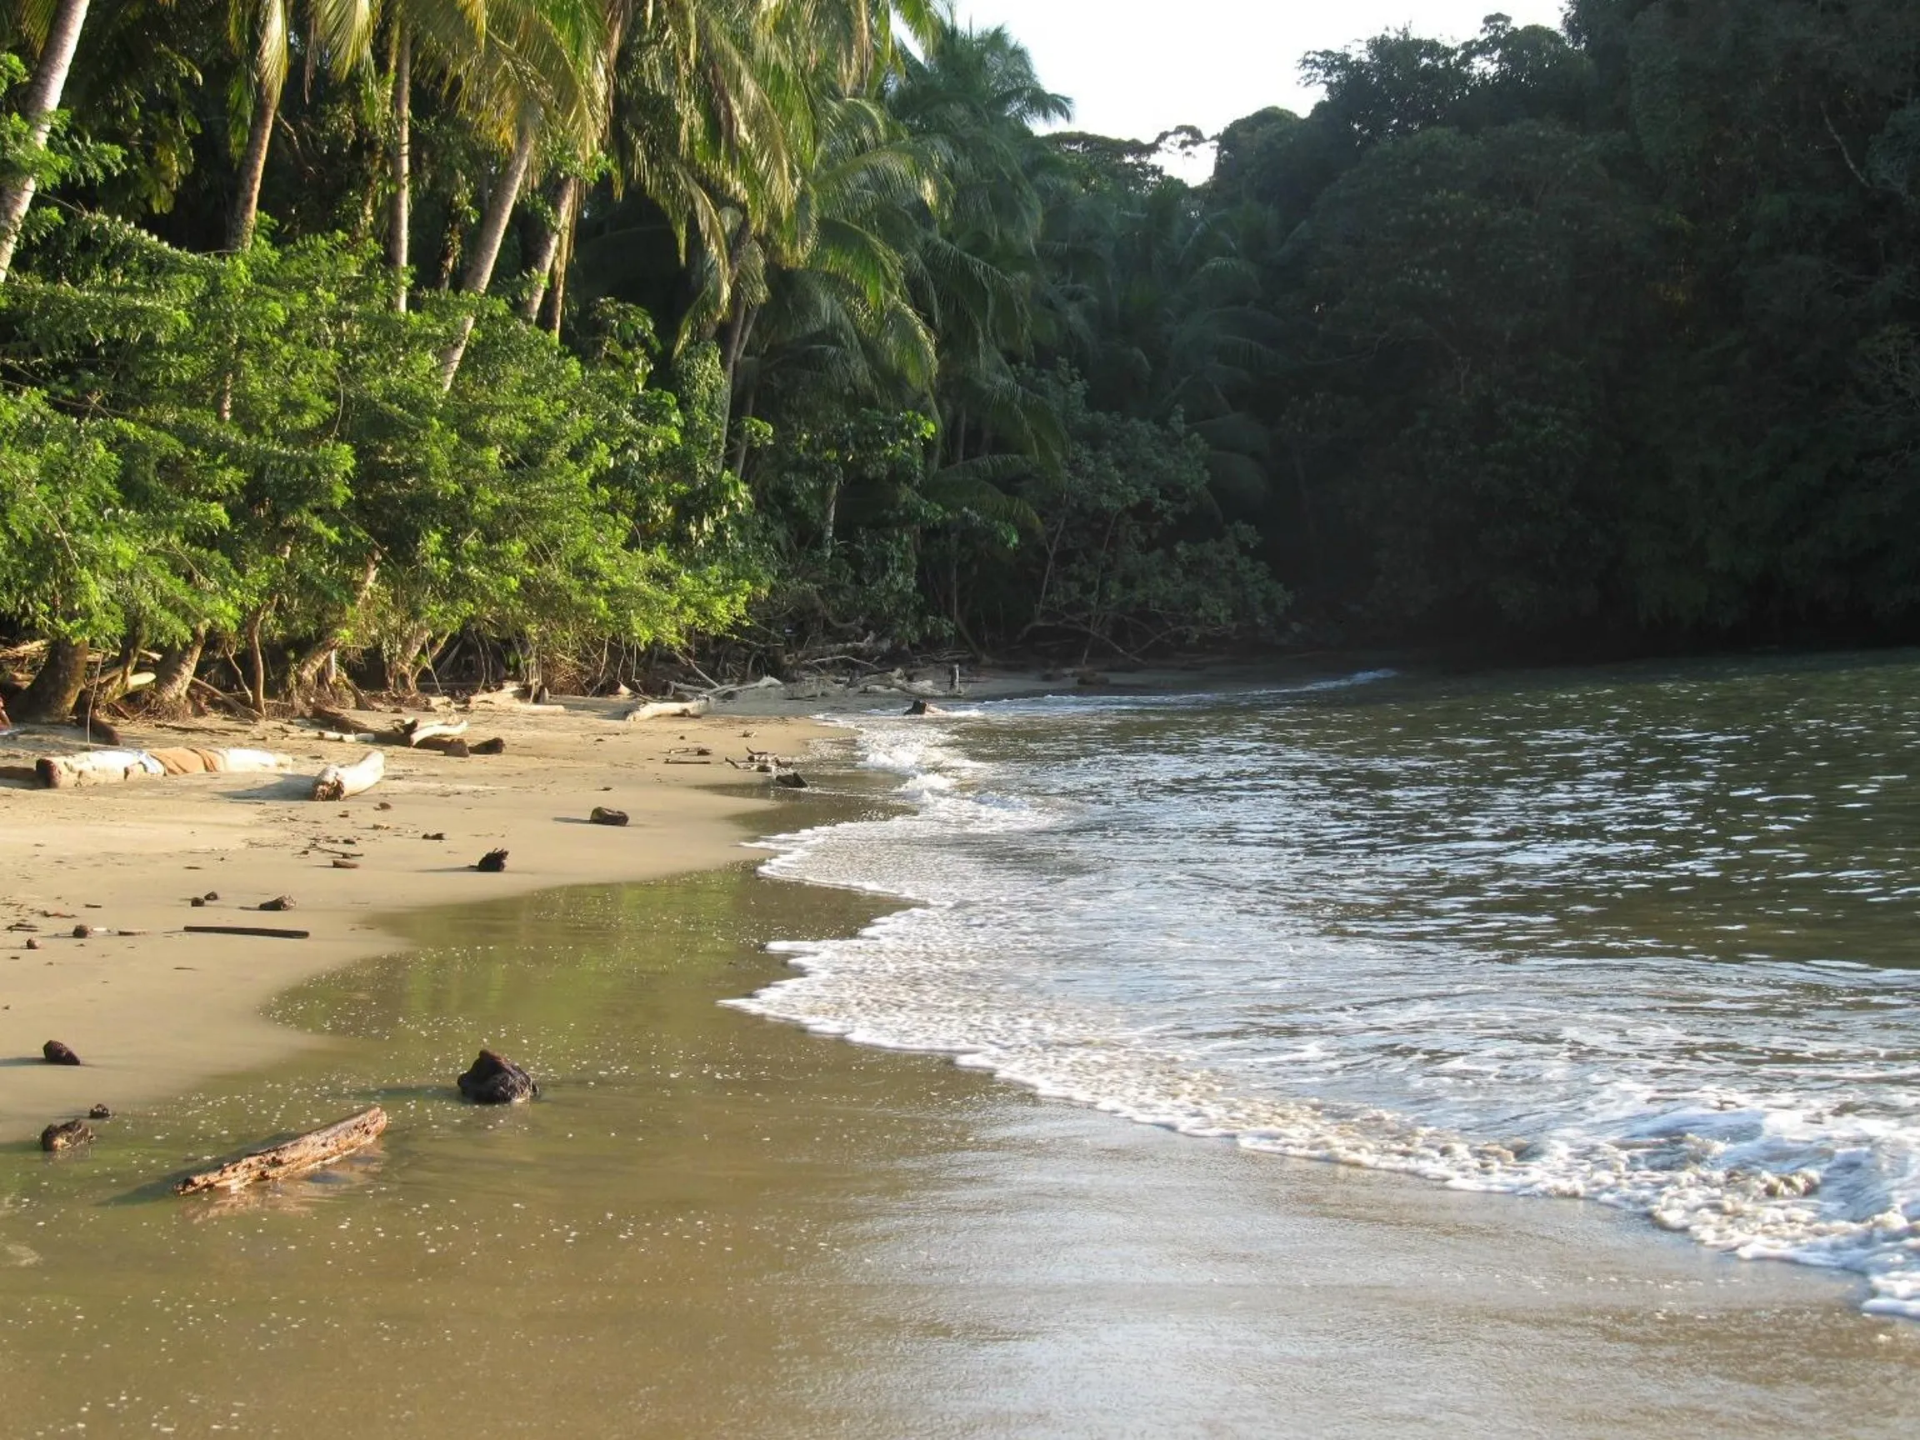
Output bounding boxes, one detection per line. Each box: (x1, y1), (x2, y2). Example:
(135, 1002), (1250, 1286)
(380, 0), (487, 310)
(0, 0), (93, 282)
(225, 0), (378, 251)
(435, 0), (604, 387)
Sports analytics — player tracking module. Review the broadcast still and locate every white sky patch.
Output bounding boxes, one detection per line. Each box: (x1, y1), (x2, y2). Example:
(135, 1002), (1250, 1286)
(950, 0), (1571, 180)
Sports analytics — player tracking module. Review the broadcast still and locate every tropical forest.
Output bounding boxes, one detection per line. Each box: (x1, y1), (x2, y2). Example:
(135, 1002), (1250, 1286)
(0, 0), (1916, 719)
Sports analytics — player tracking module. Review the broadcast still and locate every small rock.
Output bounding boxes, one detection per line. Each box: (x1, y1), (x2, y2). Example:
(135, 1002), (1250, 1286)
(42, 1040), (80, 1066)
(71, 923), (93, 938)
(457, 1049), (538, 1104)
(774, 772), (810, 789)
(332, 859), (360, 870)
(588, 807), (629, 827)
(189, 896), (207, 908)
(471, 737), (506, 756)
(87, 1103), (112, 1120)
(202, 891), (220, 902)
(474, 849), (508, 873)
(258, 895), (296, 912)
(422, 831), (446, 841)
(40, 1120), (93, 1152)
(25, 937), (40, 950)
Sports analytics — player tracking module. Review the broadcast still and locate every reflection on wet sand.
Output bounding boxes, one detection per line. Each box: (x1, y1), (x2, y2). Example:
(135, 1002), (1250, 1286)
(0, 865), (1913, 1438)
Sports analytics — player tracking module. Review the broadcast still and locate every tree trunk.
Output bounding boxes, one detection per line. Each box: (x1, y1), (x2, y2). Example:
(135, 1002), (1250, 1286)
(148, 628), (206, 709)
(0, 0), (91, 283)
(243, 610), (269, 715)
(286, 554), (379, 697)
(228, 77), (282, 253)
(383, 621), (432, 693)
(387, 24), (412, 311)
(519, 176), (573, 321)
(544, 185), (576, 336)
(439, 115), (539, 391)
(15, 637), (90, 723)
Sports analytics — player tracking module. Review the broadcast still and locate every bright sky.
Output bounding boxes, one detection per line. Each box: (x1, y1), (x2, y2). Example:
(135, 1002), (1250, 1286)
(950, 0), (1570, 178)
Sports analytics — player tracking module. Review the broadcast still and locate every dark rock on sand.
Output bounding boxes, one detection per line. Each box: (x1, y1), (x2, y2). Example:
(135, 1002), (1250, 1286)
(457, 1049), (539, 1104)
(42, 1040), (80, 1065)
(40, 1120), (93, 1152)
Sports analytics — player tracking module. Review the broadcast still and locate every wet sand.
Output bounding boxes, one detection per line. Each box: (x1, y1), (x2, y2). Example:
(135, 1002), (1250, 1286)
(0, 697), (835, 1143)
(1, 864), (1913, 1438)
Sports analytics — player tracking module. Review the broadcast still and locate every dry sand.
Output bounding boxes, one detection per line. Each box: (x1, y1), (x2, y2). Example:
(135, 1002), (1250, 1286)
(0, 692), (842, 1142)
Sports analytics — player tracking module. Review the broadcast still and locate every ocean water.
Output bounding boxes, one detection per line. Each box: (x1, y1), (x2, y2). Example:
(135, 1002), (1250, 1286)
(732, 653), (1920, 1317)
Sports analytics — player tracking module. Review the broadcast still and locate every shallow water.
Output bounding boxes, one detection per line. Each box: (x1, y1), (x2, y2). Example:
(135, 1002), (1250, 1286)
(738, 651), (1920, 1316)
(2, 851), (1919, 1436)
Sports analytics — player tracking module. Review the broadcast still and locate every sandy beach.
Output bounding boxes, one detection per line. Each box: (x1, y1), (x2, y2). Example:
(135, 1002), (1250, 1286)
(0, 691), (842, 1143)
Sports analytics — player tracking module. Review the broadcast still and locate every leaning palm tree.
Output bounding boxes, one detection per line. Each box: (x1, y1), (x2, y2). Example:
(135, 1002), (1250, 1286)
(225, 0), (379, 251)
(435, 0), (605, 386)
(0, 0), (93, 282)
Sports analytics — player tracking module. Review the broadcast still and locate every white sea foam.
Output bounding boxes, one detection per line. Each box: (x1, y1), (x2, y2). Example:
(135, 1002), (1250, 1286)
(731, 668), (1920, 1318)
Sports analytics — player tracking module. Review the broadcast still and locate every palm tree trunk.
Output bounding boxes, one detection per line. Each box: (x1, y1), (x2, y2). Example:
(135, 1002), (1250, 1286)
(439, 114), (540, 390)
(388, 23), (412, 311)
(228, 79), (282, 252)
(545, 190), (579, 336)
(518, 177), (573, 321)
(0, 0), (92, 283)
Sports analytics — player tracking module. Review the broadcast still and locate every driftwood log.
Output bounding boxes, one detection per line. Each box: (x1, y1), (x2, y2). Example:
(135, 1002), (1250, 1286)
(174, 1106), (387, 1195)
(457, 1050), (538, 1104)
(623, 699), (708, 722)
(35, 747), (291, 790)
(183, 924), (311, 939)
(401, 718), (468, 748)
(312, 748), (384, 801)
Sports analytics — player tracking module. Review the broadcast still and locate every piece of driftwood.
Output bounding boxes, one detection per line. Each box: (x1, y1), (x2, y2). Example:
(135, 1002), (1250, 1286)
(457, 1050), (538, 1104)
(401, 717), (468, 748)
(315, 728), (379, 743)
(588, 806), (629, 827)
(415, 735), (469, 756)
(312, 748), (384, 802)
(41, 1120), (93, 1152)
(35, 746), (291, 790)
(184, 924), (311, 939)
(474, 849), (508, 872)
(623, 699), (708, 722)
(309, 706), (363, 733)
(42, 1040), (80, 1065)
(174, 1106), (388, 1195)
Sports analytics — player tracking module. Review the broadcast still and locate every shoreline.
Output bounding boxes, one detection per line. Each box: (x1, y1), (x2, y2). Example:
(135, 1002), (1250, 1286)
(0, 694), (843, 1144)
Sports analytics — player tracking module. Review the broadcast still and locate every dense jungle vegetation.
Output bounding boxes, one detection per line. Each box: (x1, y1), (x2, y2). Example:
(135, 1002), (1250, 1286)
(0, 0), (1916, 718)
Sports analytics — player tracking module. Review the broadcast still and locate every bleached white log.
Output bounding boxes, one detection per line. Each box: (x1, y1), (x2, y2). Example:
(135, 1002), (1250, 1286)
(311, 748), (385, 801)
